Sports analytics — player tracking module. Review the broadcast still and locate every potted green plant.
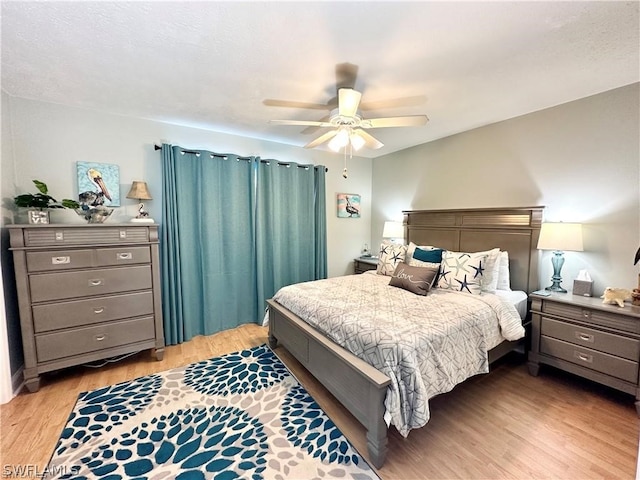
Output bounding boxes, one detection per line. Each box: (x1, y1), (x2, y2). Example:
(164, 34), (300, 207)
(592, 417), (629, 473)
(14, 180), (80, 224)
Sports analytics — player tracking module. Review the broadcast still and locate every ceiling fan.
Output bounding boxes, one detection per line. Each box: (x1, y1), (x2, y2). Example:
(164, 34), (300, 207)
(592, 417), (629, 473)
(265, 63), (429, 154)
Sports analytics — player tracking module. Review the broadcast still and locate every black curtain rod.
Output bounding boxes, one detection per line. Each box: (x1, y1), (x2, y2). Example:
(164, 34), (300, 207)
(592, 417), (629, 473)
(154, 144), (328, 172)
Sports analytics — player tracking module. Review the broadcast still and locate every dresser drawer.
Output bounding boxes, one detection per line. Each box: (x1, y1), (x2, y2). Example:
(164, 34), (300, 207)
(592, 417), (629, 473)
(543, 301), (639, 334)
(35, 316), (155, 362)
(26, 249), (95, 272)
(95, 246), (150, 266)
(23, 227), (150, 246)
(541, 317), (640, 361)
(540, 336), (638, 383)
(32, 291), (154, 333)
(29, 266), (152, 302)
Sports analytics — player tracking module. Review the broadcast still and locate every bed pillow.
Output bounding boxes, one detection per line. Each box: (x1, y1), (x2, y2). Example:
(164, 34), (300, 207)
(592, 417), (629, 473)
(437, 251), (488, 295)
(408, 257), (441, 269)
(377, 243), (407, 276)
(406, 243), (441, 269)
(497, 251), (511, 291)
(412, 246), (444, 264)
(389, 263), (439, 296)
(406, 242), (437, 259)
(476, 248), (501, 293)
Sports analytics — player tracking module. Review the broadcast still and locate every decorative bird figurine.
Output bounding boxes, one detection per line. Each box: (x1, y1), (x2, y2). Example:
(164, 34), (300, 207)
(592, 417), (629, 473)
(345, 197), (359, 217)
(137, 203), (150, 218)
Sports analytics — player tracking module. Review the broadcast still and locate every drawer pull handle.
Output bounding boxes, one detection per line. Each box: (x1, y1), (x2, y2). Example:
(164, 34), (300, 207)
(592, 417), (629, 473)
(582, 310), (590, 318)
(52, 256), (71, 265)
(574, 351), (593, 364)
(576, 332), (594, 343)
(117, 252), (133, 260)
(95, 335), (106, 342)
(93, 307), (105, 314)
(89, 279), (103, 287)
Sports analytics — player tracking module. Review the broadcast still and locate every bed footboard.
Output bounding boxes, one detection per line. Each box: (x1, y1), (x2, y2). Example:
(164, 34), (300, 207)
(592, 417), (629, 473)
(267, 299), (391, 469)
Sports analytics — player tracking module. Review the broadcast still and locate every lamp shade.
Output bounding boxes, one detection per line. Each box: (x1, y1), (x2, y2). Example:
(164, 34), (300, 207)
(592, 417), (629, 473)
(537, 222), (584, 252)
(382, 221), (404, 239)
(126, 181), (152, 200)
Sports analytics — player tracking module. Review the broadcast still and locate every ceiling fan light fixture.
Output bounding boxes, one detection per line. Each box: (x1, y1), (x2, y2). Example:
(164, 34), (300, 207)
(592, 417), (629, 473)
(328, 128), (350, 152)
(350, 131), (366, 151)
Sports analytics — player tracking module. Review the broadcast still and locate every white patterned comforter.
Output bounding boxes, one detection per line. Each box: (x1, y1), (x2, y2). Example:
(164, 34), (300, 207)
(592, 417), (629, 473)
(271, 272), (524, 437)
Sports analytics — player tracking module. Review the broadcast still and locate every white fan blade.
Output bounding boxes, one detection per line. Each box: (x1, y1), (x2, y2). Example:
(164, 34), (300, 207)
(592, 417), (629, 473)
(269, 119), (333, 127)
(352, 129), (384, 149)
(360, 95), (427, 111)
(338, 88), (362, 117)
(305, 130), (338, 149)
(263, 99), (330, 110)
(362, 115), (429, 128)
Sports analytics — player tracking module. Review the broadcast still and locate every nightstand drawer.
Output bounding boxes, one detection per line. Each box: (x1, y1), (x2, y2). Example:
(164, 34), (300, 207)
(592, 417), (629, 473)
(29, 266), (152, 302)
(543, 302), (591, 322)
(35, 316), (155, 362)
(541, 317), (640, 361)
(540, 336), (638, 383)
(32, 291), (154, 332)
(354, 258), (378, 274)
(543, 301), (640, 334)
(26, 249), (95, 272)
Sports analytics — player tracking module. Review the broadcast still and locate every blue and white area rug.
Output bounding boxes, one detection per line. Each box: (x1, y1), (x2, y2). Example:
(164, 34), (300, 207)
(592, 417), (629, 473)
(46, 344), (379, 479)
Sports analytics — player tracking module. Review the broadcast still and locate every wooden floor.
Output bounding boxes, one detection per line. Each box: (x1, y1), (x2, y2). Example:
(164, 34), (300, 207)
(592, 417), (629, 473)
(1, 323), (638, 479)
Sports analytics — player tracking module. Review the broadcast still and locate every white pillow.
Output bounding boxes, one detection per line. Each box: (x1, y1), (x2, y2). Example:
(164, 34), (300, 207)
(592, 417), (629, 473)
(477, 248), (501, 293)
(408, 257), (441, 269)
(377, 242), (407, 276)
(497, 251), (511, 291)
(437, 251), (488, 295)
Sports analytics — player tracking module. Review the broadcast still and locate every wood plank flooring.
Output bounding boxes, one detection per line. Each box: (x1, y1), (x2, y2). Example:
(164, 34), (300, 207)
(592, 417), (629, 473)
(1, 323), (637, 479)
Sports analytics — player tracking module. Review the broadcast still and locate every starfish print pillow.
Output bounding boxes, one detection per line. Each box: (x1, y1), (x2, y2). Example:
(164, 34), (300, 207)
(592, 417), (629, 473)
(376, 242), (408, 276)
(437, 251), (488, 294)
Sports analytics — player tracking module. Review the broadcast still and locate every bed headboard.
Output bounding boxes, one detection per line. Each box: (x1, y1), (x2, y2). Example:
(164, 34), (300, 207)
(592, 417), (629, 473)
(403, 206), (544, 293)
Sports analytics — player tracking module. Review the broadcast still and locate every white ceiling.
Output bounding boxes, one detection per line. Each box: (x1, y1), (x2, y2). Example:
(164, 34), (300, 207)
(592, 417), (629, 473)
(2, 1), (639, 158)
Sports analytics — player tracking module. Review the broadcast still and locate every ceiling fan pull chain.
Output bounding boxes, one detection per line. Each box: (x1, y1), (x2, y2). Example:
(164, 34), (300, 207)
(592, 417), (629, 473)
(342, 148), (348, 179)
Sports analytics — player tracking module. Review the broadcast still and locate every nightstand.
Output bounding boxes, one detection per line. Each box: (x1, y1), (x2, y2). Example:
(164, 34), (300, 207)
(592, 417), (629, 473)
(528, 292), (640, 415)
(354, 256), (378, 274)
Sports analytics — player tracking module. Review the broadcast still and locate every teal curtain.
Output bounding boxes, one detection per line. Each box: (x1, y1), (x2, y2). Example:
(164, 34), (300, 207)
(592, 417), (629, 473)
(160, 144), (327, 345)
(255, 160), (327, 314)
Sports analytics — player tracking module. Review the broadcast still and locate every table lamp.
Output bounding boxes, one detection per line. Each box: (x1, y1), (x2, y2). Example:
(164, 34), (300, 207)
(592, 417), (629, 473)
(382, 221), (404, 244)
(126, 181), (154, 223)
(537, 222), (583, 292)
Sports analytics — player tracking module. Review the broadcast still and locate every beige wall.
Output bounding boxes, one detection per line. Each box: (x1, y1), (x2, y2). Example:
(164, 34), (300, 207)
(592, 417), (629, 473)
(372, 83), (640, 295)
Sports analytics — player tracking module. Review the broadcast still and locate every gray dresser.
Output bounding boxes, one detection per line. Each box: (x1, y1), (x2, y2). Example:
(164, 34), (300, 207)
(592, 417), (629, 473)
(528, 292), (640, 414)
(9, 224), (165, 392)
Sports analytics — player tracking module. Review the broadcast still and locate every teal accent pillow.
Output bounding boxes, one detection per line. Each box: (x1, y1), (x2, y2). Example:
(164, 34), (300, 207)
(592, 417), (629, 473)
(413, 247), (443, 263)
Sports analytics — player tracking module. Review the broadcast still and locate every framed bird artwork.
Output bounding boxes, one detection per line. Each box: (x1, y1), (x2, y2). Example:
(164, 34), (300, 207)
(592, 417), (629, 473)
(337, 193), (361, 218)
(76, 161), (121, 207)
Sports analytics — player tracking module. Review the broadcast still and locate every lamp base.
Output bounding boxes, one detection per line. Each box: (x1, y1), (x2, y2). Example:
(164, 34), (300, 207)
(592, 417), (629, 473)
(545, 250), (567, 293)
(545, 284), (567, 293)
(130, 217), (155, 223)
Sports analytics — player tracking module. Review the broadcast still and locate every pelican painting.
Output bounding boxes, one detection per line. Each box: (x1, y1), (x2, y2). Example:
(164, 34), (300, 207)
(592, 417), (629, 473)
(76, 162), (121, 207)
(337, 193), (361, 218)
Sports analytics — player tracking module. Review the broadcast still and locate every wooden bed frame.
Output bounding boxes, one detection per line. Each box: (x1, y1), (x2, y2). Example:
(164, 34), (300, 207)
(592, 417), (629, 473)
(267, 206), (543, 469)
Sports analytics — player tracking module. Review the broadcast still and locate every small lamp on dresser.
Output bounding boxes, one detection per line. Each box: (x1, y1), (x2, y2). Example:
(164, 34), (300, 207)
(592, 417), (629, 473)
(126, 181), (154, 223)
(537, 222), (584, 293)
